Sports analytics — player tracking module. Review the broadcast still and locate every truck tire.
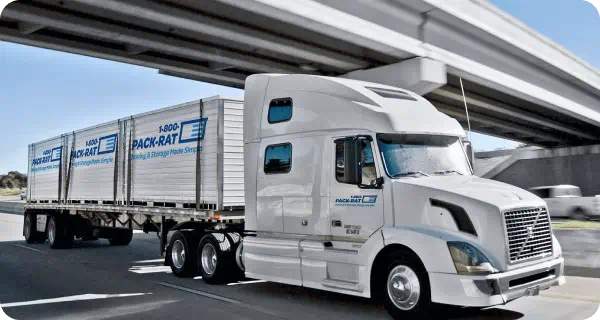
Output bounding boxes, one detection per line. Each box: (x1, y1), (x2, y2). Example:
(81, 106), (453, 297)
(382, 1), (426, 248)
(24, 213), (44, 244)
(381, 251), (432, 320)
(47, 216), (72, 249)
(225, 233), (245, 281)
(109, 229), (133, 246)
(197, 233), (231, 284)
(167, 230), (199, 277)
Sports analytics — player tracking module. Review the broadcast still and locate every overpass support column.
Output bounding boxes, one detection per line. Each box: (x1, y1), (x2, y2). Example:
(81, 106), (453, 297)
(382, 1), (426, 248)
(342, 57), (447, 95)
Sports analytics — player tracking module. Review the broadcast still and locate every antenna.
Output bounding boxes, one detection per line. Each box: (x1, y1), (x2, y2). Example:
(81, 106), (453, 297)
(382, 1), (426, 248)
(459, 77), (471, 141)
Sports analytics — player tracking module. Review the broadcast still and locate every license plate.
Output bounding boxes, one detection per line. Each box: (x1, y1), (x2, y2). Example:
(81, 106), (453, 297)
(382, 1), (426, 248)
(525, 285), (540, 297)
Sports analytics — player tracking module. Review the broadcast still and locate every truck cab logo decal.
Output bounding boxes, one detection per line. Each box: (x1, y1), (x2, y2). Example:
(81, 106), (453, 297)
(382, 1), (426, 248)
(335, 195), (377, 207)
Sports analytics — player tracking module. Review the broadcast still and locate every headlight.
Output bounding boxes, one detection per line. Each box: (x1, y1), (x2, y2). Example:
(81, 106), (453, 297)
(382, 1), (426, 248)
(448, 242), (495, 275)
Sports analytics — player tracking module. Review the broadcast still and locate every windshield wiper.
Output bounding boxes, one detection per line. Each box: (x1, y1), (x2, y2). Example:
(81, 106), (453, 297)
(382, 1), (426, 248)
(393, 171), (430, 178)
(433, 169), (463, 176)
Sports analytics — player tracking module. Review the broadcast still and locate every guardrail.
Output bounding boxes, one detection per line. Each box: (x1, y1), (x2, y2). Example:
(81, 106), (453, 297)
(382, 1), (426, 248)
(0, 201), (25, 215)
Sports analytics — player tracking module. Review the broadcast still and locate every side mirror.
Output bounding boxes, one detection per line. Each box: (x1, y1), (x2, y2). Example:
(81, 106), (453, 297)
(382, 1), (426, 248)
(463, 140), (474, 170)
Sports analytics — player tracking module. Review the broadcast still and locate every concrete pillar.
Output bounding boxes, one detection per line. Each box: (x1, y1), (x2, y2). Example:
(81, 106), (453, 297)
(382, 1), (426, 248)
(342, 57), (447, 95)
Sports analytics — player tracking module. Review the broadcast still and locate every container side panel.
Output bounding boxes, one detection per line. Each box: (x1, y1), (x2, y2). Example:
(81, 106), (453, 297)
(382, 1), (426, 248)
(68, 123), (120, 201)
(130, 100), (217, 204)
(29, 138), (63, 201)
(223, 100), (245, 207)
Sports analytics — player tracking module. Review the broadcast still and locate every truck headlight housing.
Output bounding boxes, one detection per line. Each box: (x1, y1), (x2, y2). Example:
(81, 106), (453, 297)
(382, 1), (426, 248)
(448, 242), (495, 275)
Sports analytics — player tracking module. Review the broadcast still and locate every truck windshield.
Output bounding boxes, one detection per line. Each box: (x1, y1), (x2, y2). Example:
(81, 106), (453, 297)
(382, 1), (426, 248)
(377, 134), (472, 178)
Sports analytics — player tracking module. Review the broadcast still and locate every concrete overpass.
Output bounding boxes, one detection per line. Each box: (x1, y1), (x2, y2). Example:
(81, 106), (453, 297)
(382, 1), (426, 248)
(2, 0), (600, 147)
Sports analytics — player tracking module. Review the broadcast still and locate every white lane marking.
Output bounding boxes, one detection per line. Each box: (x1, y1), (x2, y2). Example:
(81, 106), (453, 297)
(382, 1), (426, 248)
(12, 244), (41, 253)
(1, 293), (151, 308)
(227, 280), (267, 286)
(155, 282), (240, 304)
(128, 265), (172, 274)
(134, 259), (164, 264)
(193, 276), (203, 280)
(133, 230), (143, 234)
(43, 299), (178, 320)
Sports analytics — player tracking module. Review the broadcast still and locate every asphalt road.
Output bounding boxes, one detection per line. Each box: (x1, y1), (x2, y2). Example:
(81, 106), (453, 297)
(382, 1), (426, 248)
(0, 212), (599, 320)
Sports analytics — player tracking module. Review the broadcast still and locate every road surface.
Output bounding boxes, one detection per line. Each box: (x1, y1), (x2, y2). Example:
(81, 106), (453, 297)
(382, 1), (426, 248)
(0, 212), (598, 320)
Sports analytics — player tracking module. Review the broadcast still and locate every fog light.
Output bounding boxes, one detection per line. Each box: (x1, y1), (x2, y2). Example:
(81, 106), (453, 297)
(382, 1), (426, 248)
(448, 242), (495, 275)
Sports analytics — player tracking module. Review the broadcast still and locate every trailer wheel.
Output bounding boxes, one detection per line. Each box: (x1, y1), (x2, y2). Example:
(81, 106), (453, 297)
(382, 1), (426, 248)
(47, 216), (71, 249)
(109, 229), (133, 246)
(198, 233), (231, 284)
(24, 213), (44, 244)
(381, 250), (431, 320)
(167, 230), (199, 277)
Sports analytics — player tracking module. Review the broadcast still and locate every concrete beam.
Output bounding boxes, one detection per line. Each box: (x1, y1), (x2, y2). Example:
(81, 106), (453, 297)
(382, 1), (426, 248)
(158, 70), (243, 88)
(342, 57), (447, 95)
(0, 26), (246, 88)
(431, 87), (597, 141)
(18, 22), (44, 35)
(434, 103), (566, 144)
(3, 2), (302, 74)
(124, 44), (148, 56)
(67, 0), (368, 72)
(208, 62), (235, 71)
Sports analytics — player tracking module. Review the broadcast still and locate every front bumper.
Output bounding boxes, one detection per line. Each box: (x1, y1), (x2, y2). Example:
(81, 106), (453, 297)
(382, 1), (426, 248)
(429, 257), (565, 307)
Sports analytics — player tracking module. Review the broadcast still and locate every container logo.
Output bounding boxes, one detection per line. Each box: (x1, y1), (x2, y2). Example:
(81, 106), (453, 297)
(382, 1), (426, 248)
(179, 118), (208, 144)
(31, 146), (62, 166)
(132, 117), (208, 151)
(98, 134), (117, 155)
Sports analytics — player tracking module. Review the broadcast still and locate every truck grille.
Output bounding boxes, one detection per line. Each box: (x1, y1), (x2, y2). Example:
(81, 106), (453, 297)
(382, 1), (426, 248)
(504, 207), (553, 263)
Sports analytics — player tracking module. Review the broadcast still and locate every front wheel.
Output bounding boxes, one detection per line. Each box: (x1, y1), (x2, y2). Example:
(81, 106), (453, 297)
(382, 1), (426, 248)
(382, 251), (432, 320)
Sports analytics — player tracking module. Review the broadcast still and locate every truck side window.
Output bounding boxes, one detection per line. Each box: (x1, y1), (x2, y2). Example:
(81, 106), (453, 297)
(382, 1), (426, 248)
(335, 138), (377, 185)
(264, 143), (292, 174)
(268, 98), (293, 123)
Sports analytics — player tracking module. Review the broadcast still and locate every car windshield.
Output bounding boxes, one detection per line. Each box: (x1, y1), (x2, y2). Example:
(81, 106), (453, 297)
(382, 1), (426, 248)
(377, 134), (472, 178)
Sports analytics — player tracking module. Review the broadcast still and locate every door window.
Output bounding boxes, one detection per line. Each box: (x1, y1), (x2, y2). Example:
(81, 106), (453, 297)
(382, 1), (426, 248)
(335, 138), (377, 185)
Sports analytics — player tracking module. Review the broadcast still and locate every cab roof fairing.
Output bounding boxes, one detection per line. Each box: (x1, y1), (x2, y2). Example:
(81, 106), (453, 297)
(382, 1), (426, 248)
(313, 75), (467, 138)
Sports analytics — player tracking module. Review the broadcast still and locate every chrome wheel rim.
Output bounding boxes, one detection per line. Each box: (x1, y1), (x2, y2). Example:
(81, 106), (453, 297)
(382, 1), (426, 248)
(48, 219), (56, 244)
(171, 240), (186, 269)
(24, 215), (32, 240)
(387, 265), (421, 311)
(201, 243), (217, 275)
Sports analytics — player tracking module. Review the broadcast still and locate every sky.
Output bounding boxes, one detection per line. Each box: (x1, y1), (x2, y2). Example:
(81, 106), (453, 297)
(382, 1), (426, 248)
(0, 0), (599, 173)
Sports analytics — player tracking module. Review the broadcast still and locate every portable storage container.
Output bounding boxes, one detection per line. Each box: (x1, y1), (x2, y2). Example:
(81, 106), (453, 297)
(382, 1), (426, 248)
(27, 96), (244, 211)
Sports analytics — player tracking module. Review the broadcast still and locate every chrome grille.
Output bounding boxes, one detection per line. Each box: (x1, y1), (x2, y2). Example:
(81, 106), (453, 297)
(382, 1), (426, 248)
(504, 207), (553, 263)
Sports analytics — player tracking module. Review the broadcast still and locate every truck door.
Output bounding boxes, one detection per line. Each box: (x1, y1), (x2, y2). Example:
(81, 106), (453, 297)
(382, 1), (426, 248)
(329, 136), (384, 241)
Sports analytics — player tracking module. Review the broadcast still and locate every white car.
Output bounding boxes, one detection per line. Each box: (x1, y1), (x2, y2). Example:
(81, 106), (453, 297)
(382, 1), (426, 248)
(20, 189), (26, 200)
(528, 185), (600, 219)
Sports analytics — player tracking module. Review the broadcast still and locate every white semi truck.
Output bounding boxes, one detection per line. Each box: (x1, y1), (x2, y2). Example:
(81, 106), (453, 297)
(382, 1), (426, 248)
(24, 74), (565, 319)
